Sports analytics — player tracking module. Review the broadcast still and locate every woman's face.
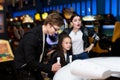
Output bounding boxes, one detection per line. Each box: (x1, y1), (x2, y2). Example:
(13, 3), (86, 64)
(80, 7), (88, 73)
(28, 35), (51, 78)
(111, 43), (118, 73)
(71, 16), (82, 29)
(62, 37), (72, 53)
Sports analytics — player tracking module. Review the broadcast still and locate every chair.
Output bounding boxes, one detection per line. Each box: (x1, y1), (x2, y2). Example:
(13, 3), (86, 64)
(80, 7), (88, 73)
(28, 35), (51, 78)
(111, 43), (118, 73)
(112, 21), (120, 43)
(89, 37), (108, 54)
(110, 21), (120, 56)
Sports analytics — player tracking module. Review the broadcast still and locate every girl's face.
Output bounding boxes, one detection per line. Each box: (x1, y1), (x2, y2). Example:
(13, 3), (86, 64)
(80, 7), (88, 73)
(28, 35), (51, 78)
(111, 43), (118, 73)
(62, 37), (72, 53)
(71, 16), (82, 29)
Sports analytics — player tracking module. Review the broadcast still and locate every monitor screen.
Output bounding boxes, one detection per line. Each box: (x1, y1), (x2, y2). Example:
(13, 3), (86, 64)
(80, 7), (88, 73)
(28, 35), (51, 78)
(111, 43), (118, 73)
(0, 13), (4, 33)
(85, 25), (94, 28)
(102, 25), (114, 37)
(85, 25), (94, 30)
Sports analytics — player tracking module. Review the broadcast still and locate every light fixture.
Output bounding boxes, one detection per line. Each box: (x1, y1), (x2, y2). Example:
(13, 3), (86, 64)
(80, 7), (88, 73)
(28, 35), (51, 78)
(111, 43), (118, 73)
(42, 12), (48, 20)
(22, 14), (33, 23)
(82, 15), (96, 21)
(35, 13), (41, 21)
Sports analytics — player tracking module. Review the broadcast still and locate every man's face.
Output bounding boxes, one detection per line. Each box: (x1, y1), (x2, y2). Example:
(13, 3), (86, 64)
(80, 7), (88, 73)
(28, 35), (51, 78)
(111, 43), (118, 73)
(48, 24), (60, 36)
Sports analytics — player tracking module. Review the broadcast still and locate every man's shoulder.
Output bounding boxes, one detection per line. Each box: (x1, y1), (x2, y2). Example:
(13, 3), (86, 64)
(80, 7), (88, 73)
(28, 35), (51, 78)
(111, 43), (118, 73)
(29, 25), (42, 32)
(26, 25), (42, 35)
(23, 25), (43, 40)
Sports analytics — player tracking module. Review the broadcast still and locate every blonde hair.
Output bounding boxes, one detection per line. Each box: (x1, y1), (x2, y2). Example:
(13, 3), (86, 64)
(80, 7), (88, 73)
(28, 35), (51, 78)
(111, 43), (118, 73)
(112, 21), (120, 42)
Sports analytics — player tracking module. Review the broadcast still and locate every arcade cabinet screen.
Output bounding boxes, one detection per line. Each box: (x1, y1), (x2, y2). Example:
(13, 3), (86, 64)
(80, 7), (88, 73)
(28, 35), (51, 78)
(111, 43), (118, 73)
(85, 25), (94, 30)
(0, 13), (4, 33)
(102, 25), (114, 37)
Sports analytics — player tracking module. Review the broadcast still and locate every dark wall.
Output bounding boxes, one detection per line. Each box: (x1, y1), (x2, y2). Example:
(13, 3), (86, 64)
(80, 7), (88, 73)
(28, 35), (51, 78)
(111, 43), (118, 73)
(97, 0), (105, 15)
(39, 0), (120, 21)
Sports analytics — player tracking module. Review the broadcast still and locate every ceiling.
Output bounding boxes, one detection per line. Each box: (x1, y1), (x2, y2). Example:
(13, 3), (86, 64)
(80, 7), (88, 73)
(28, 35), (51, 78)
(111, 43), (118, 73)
(5, 0), (19, 5)
(5, 0), (34, 7)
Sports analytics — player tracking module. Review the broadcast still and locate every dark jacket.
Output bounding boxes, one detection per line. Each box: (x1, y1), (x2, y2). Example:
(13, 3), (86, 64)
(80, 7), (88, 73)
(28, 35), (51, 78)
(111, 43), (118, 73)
(49, 51), (72, 66)
(14, 25), (52, 79)
(48, 51), (72, 78)
(62, 26), (99, 49)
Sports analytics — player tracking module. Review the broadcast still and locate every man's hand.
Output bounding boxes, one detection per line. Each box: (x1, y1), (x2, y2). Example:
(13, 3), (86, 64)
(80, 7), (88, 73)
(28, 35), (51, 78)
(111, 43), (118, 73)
(51, 63), (61, 72)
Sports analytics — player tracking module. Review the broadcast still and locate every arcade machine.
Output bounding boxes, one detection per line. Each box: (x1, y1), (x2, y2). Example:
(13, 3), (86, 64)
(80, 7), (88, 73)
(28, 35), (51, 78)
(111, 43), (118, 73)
(99, 14), (117, 52)
(82, 15), (109, 57)
(82, 15), (101, 36)
(7, 16), (24, 51)
(22, 14), (34, 33)
(0, 1), (16, 79)
(62, 8), (74, 28)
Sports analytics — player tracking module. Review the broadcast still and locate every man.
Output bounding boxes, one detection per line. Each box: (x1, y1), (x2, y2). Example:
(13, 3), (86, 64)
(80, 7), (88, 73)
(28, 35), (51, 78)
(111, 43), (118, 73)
(14, 13), (64, 80)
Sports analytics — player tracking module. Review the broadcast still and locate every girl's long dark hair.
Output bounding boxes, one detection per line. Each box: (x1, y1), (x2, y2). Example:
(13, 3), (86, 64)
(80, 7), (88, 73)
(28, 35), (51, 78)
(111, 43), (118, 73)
(56, 33), (73, 66)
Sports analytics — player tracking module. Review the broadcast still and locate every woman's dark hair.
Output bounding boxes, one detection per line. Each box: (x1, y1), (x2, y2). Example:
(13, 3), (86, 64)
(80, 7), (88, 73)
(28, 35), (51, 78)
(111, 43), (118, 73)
(70, 13), (81, 22)
(56, 33), (73, 66)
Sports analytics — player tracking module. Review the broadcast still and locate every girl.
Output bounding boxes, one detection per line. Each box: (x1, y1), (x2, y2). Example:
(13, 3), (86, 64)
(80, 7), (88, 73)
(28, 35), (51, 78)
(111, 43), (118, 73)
(48, 33), (73, 79)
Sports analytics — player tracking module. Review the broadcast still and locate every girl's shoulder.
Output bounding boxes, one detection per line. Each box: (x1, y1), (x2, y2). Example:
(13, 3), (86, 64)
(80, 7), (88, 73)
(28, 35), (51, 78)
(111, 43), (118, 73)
(50, 50), (59, 58)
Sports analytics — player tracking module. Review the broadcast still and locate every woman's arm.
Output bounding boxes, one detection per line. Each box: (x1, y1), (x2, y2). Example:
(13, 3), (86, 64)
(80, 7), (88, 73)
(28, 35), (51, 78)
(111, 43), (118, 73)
(84, 43), (94, 53)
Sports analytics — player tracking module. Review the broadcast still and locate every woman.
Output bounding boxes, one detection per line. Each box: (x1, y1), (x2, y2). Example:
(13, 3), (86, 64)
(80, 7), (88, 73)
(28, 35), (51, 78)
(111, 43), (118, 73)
(62, 13), (99, 60)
